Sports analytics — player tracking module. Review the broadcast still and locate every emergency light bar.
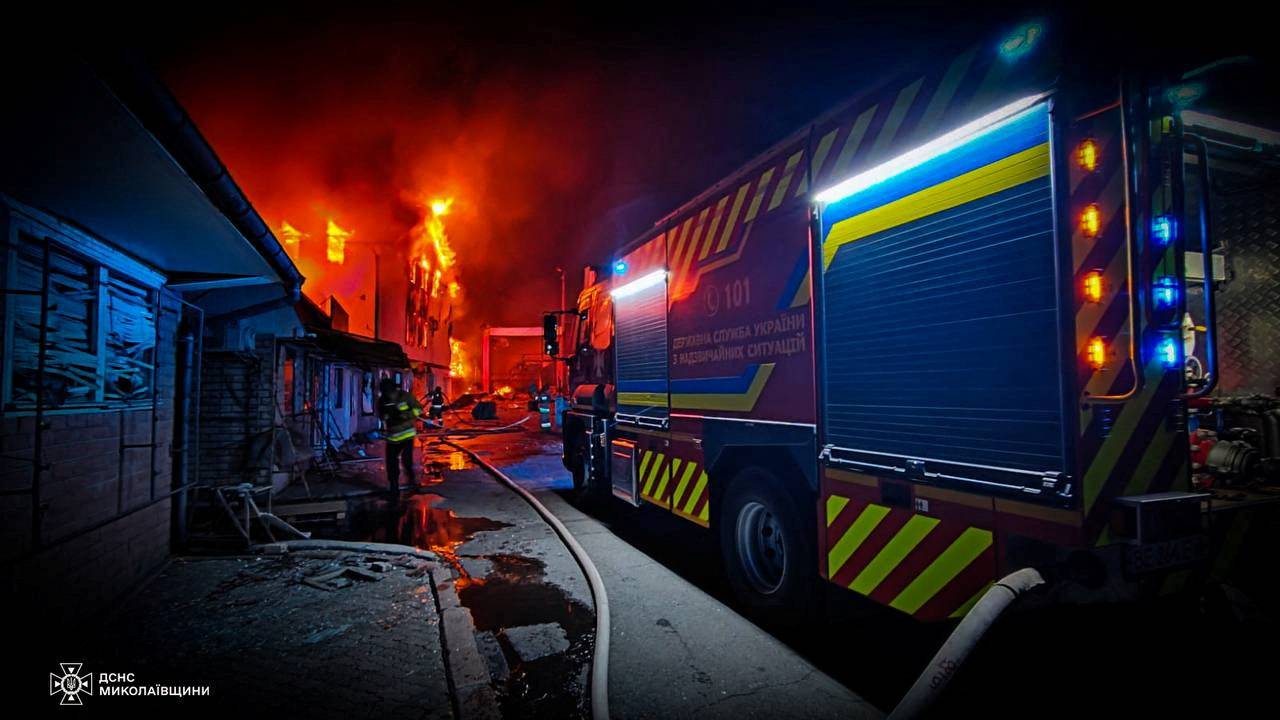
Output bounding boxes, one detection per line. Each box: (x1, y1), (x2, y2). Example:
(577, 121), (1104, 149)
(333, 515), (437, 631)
(814, 93), (1048, 205)
(610, 269), (666, 298)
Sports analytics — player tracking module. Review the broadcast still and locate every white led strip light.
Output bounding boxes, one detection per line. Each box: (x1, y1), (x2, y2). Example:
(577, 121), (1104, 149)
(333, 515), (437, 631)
(610, 269), (667, 298)
(814, 93), (1049, 205)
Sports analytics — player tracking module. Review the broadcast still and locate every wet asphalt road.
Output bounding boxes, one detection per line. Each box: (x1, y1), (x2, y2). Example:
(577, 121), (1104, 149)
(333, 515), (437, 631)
(441, 419), (1280, 718)
(320, 411), (1279, 718)
(412, 431), (875, 719)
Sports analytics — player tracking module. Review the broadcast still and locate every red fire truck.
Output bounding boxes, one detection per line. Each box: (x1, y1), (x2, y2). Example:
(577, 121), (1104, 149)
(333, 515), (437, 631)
(545, 17), (1280, 620)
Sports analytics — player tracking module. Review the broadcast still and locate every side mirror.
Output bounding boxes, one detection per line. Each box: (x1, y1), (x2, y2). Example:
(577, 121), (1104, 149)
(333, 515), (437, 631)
(543, 313), (559, 358)
(544, 311), (581, 361)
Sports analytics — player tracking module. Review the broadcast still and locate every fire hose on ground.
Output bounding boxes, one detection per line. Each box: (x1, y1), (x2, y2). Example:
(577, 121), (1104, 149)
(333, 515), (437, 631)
(443, 439), (612, 720)
(889, 567), (1045, 719)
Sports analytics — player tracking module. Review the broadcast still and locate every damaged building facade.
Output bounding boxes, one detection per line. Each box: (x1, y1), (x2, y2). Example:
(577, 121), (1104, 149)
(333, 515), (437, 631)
(0, 57), (309, 623)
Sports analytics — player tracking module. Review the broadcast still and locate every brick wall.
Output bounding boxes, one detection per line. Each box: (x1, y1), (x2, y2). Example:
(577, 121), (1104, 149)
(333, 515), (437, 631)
(196, 334), (276, 487)
(1, 292), (181, 625)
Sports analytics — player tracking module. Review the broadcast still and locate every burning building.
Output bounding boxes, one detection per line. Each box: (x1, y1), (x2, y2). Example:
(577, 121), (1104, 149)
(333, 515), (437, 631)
(271, 196), (467, 401)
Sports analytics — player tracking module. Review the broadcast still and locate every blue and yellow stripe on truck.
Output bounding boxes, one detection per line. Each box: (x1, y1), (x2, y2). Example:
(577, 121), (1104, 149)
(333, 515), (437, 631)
(821, 101), (1051, 268)
(669, 364), (775, 413)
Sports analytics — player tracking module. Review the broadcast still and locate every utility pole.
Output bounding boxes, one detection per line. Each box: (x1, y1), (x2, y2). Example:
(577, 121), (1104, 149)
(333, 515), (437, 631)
(555, 265), (567, 394)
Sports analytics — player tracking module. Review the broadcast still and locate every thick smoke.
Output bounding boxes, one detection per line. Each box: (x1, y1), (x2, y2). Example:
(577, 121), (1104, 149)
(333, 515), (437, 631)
(154, 5), (991, 341)
(160, 16), (619, 341)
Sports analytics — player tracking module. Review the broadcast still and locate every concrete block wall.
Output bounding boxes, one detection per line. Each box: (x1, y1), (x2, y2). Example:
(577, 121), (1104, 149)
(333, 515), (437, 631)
(196, 334), (276, 487)
(1, 291), (181, 625)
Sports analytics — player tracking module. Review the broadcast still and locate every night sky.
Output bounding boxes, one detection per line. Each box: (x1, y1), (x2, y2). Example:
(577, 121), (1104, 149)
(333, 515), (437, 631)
(123, 2), (998, 338)
(91, 1), (1265, 342)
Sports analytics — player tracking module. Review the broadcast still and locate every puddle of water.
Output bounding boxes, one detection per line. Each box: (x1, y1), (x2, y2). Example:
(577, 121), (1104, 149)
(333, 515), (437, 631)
(333, 454), (592, 717)
(353, 493), (512, 588)
(462, 553), (594, 719)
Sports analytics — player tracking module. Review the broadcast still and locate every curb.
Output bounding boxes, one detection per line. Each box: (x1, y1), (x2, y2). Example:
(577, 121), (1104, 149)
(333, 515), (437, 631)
(432, 574), (502, 720)
(252, 539), (502, 719)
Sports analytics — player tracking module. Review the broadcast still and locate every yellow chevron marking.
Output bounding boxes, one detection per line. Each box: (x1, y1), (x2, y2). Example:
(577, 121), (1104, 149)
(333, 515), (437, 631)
(823, 143), (1050, 269)
(890, 527), (993, 614)
(830, 105), (878, 179)
(699, 196), (731, 260)
(668, 227), (687, 274)
(715, 183), (752, 254)
(644, 453), (665, 495)
(672, 461), (697, 507)
(915, 48), (977, 139)
(638, 450), (653, 486)
(788, 268), (811, 308)
(667, 222), (691, 293)
(849, 514), (939, 595)
(697, 499), (710, 523)
(667, 220), (689, 275)
(1083, 357), (1165, 512)
(682, 470), (709, 515)
(948, 581), (992, 618)
(672, 215), (704, 296)
(868, 77), (924, 160)
(654, 457), (676, 503)
(1123, 418), (1176, 498)
(683, 207), (711, 267)
(769, 150), (805, 211)
(794, 128), (839, 196)
(825, 494), (850, 526)
(640, 452), (657, 495)
(827, 503), (890, 579)
(670, 363), (775, 411)
(743, 168), (775, 224)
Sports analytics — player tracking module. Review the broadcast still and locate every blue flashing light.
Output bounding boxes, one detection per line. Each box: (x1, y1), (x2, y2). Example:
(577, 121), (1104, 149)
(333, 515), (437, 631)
(1153, 277), (1180, 310)
(613, 260), (628, 275)
(999, 21), (1044, 60)
(1151, 215), (1176, 246)
(1157, 337), (1180, 368)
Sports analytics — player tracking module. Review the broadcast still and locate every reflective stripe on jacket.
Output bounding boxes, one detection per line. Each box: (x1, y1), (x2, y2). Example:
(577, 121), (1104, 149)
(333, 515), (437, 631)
(379, 390), (422, 442)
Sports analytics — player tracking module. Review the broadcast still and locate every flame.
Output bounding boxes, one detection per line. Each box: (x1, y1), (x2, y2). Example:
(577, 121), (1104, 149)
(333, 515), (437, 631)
(422, 197), (456, 270)
(448, 281), (460, 299)
(326, 219), (352, 264)
(449, 337), (468, 379)
(279, 221), (306, 247)
(495, 385), (514, 398)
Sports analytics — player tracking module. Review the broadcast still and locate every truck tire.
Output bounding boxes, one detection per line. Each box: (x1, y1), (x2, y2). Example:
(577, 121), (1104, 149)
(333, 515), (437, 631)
(720, 466), (816, 616)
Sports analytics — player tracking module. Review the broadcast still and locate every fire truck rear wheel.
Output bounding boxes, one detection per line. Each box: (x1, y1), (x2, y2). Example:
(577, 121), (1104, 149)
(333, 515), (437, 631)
(720, 466), (816, 615)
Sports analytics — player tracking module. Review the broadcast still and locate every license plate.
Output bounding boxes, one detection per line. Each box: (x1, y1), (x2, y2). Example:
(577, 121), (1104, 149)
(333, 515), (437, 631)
(1124, 535), (1208, 575)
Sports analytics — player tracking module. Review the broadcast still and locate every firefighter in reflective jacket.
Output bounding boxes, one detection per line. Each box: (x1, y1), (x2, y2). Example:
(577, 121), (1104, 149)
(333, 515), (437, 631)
(428, 387), (446, 427)
(378, 378), (422, 497)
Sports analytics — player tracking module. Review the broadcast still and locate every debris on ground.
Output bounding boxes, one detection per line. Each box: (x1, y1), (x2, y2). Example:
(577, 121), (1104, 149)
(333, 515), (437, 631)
(302, 564), (386, 591)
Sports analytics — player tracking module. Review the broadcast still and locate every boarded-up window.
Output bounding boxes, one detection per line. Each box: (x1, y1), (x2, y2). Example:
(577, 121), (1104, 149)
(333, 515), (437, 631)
(3, 232), (157, 410)
(7, 237), (98, 407)
(103, 273), (156, 403)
